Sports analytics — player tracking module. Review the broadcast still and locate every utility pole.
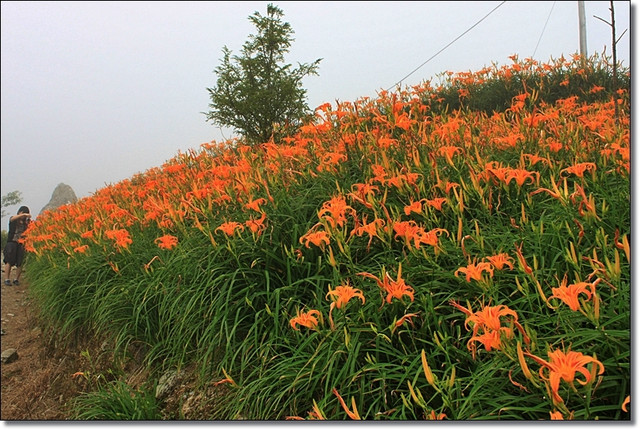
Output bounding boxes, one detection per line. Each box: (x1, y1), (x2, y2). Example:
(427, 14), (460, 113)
(578, 1), (587, 57)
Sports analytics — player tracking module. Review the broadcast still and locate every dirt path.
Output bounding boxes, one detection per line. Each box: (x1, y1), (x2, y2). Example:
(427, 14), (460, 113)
(1, 268), (81, 420)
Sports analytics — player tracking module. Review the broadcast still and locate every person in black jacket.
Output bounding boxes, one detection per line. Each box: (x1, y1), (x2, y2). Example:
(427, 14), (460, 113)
(3, 206), (31, 286)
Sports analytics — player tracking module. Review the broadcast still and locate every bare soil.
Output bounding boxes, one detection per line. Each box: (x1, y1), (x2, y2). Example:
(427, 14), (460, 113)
(1, 268), (79, 420)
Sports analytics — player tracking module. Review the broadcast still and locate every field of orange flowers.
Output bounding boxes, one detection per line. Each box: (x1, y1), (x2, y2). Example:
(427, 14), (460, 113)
(23, 53), (629, 420)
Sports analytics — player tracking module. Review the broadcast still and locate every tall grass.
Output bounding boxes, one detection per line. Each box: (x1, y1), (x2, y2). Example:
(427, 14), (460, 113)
(24, 52), (629, 420)
(71, 380), (160, 420)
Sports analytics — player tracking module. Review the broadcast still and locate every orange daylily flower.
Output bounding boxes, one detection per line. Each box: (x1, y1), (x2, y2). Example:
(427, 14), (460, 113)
(394, 113), (414, 131)
(522, 153), (550, 167)
(509, 92), (528, 112)
(377, 136), (398, 149)
(392, 312), (419, 333)
(370, 164), (388, 185)
(549, 411), (564, 420)
(458, 88), (470, 98)
(439, 180), (460, 194)
(546, 139), (563, 152)
(216, 221), (244, 236)
(561, 162), (596, 178)
(245, 213), (267, 235)
(524, 348), (605, 404)
(550, 275), (600, 312)
(358, 264), (414, 305)
(290, 309), (322, 331)
(425, 197), (447, 211)
(459, 303), (522, 336)
(481, 162), (509, 185)
(504, 168), (539, 187)
(393, 221), (446, 250)
(104, 228), (133, 249)
(299, 230), (331, 249)
(347, 182), (379, 209)
(403, 200), (424, 215)
(244, 197), (266, 212)
(326, 282), (365, 309)
(426, 410), (447, 420)
(81, 230), (94, 239)
(393, 220), (424, 248)
(73, 245), (89, 254)
(404, 171), (421, 186)
(350, 216), (385, 251)
(454, 261), (494, 282)
(468, 329), (503, 353)
(485, 253), (514, 271)
(450, 301), (529, 358)
(418, 227), (447, 248)
(154, 234), (178, 250)
(318, 151), (347, 172)
(326, 282), (365, 330)
(493, 133), (523, 149)
(385, 173), (408, 189)
(318, 195), (355, 228)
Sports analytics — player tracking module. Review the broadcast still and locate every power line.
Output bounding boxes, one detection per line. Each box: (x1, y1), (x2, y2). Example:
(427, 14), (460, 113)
(532, 1), (556, 58)
(386, 0), (507, 91)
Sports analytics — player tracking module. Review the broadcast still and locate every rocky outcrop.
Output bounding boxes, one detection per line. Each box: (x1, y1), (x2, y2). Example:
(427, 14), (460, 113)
(40, 183), (78, 215)
(1, 348), (18, 364)
(156, 368), (185, 400)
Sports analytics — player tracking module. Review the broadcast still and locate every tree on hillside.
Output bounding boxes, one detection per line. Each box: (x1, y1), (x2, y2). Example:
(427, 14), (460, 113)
(204, 3), (321, 145)
(1, 190), (23, 249)
(1, 190), (23, 218)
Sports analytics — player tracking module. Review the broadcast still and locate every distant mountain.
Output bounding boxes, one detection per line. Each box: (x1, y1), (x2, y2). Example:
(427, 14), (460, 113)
(40, 183), (78, 215)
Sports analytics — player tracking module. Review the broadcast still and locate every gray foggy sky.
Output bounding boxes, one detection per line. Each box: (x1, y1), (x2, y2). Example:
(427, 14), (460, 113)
(0, 1), (632, 227)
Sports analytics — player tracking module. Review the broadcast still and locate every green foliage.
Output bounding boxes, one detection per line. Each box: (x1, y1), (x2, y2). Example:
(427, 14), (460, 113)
(421, 53), (630, 116)
(1, 190), (23, 218)
(204, 3), (321, 145)
(24, 53), (629, 421)
(71, 380), (160, 420)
